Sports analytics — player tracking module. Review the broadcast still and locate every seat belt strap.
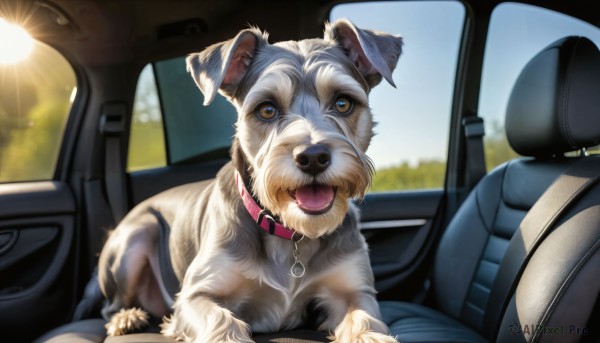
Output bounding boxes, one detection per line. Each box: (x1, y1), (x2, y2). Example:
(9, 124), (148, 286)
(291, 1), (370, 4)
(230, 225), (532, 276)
(462, 116), (486, 190)
(484, 156), (600, 338)
(100, 102), (128, 225)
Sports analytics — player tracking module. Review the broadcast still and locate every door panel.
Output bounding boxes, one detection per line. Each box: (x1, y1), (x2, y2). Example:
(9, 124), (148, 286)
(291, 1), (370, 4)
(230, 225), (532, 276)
(358, 189), (444, 299)
(0, 182), (77, 342)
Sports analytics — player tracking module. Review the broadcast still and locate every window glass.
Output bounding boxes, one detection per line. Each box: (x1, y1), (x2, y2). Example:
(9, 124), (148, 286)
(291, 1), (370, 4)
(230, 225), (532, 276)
(128, 65), (167, 172)
(480, 3), (600, 171)
(0, 18), (76, 182)
(128, 59), (236, 170)
(154, 58), (236, 164)
(330, 1), (465, 192)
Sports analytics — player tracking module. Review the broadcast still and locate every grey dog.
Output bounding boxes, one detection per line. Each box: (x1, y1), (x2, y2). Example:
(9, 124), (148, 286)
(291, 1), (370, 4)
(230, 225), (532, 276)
(99, 19), (403, 342)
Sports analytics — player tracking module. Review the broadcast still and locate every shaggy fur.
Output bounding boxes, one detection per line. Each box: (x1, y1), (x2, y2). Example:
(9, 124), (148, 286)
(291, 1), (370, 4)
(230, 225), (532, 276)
(98, 19), (403, 342)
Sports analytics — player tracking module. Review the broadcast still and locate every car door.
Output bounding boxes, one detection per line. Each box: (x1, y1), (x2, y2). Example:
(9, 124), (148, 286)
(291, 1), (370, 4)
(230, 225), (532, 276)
(0, 21), (81, 341)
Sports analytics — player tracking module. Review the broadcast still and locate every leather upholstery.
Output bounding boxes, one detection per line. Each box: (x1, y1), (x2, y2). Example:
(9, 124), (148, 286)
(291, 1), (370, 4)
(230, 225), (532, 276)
(380, 301), (488, 342)
(495, 182), (600, 343)
(34, 319), (107, 343)
(384, 36), (600, 342)
(102, 331), (330, 343)
(385, 159), (577, 342)
(506, 36), (600, 157)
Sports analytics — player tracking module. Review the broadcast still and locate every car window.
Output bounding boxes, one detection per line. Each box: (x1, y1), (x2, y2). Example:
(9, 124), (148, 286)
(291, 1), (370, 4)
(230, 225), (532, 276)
(128, 65), (167, 172)
(154, 58), (235, 164)
(0, 18), (76, 183)
(330, 1), (465, 192)
(479, 3), (600, 171)
(128, 59), (236, 171)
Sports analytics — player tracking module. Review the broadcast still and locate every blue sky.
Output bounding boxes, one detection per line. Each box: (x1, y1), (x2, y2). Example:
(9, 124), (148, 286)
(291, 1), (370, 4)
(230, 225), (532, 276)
(331, 1), (600, 169)
(331, 1), (463, 168)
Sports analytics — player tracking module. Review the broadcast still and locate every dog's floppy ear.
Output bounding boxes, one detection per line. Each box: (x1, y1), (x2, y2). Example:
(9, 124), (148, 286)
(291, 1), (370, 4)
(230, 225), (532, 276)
(325, 19), (403, 88)
(187, 28), (268, 105)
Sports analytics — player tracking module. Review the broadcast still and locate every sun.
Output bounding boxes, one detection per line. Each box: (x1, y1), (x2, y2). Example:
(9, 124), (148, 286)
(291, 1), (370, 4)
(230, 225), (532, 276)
(0, 18), (34, 64)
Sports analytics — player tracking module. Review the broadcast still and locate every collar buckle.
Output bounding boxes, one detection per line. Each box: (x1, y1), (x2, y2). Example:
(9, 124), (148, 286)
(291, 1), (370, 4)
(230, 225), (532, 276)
(257, 210), (276, 235)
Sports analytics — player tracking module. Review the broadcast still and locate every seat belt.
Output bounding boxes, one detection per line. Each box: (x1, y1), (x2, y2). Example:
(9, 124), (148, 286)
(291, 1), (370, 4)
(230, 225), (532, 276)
(99, 102), (129, 225)
(462, 116), (487, 190)
(484, 156), (600, 339)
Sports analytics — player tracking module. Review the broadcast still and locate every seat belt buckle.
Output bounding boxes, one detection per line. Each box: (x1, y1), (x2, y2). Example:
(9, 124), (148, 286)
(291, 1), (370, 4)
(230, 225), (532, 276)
(462, 116), (485, 138)
(99, 102), (127, 136)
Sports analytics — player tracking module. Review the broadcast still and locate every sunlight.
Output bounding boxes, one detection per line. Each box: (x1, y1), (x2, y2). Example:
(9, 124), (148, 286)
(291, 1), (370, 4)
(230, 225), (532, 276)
(0, 18), (34, 64)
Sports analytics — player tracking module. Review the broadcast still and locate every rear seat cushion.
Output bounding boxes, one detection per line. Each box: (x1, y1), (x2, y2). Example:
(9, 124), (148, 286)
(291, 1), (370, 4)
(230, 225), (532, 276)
(34, 319), (106, 343)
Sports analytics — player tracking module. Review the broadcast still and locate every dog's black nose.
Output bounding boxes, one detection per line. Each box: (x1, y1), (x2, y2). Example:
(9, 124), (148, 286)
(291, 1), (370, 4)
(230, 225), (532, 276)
(294, 144), (331, 175)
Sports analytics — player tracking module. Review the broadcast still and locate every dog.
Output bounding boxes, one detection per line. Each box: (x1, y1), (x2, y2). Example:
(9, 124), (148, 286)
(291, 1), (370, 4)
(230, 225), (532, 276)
(98, 18), (403, 342)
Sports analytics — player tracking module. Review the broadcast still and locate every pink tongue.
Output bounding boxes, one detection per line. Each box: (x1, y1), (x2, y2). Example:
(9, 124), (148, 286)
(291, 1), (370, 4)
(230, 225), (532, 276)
(295, 185), (335, 212)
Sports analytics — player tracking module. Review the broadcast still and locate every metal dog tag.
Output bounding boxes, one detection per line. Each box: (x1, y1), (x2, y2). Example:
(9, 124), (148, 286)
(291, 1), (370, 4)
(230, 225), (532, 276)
(291, 260), (305, 278)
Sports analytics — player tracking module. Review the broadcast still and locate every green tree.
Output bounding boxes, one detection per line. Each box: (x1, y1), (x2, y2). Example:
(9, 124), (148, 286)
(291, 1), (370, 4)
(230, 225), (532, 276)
(371, 159), (446, 192)
(484, 120), (520, 171)
(0, 42), (75, 182)
(127, 65), (167, 171)
(0, 99), (69, 181)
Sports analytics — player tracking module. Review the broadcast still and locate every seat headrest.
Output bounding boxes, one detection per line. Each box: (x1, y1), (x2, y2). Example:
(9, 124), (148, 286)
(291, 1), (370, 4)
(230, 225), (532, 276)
(506, 36), (600, 157)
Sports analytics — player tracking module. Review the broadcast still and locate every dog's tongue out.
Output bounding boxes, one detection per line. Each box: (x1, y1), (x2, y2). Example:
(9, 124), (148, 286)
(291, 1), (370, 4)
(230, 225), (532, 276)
(295, 185), (335, 214)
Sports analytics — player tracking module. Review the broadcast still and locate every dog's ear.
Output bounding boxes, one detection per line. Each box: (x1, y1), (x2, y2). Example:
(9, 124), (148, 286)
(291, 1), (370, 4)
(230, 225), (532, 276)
(187, 28), (268, 105)
(325, 19), (403, 88)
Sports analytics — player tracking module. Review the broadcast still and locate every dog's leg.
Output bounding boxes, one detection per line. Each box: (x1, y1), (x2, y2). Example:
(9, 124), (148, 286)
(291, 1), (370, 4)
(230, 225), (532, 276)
(104, 307), (150, 336)
(162, 295), (253, 343)
(329, 293), (398, 343)
(160, 257), (254, 343)
(99, 212), (171, 335)
(317, 254), (398, 343)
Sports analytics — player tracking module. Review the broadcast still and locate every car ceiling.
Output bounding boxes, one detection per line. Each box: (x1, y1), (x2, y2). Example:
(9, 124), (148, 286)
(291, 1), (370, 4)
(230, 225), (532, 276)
(0, 0), (333, 66)
(1, 0), (599, 68)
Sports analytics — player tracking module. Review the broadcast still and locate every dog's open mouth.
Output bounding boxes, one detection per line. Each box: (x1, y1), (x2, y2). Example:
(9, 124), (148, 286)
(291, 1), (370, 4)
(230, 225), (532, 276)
(289, 185), (336, 215)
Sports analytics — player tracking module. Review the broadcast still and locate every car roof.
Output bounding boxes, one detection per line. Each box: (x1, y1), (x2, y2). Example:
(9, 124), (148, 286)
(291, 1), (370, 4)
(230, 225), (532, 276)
(2, 0), (599, 67)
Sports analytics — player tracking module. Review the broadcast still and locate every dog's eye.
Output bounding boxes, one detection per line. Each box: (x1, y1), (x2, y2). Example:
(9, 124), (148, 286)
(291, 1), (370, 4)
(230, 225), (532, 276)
(255, 102), (279, 121)
(334, 96), (353, 114)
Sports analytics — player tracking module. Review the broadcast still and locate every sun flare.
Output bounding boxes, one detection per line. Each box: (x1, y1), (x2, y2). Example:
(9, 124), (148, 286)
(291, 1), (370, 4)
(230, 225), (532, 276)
(0, 18), (34, 64)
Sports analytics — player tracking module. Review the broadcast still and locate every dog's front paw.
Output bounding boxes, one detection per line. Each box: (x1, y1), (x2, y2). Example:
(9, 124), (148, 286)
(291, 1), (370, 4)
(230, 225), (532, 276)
(331, 309), (399, 343)
(105, 307), (150, 336)
(162, 314), (254, 343)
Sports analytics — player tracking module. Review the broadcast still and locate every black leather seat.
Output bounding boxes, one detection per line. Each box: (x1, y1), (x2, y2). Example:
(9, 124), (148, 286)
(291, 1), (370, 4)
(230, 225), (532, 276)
(36, 36), (600, 343)
(381, 36), (600, 343)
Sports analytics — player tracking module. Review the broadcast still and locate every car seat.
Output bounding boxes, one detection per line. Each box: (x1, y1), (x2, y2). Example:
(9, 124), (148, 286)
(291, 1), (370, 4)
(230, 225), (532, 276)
(381, 36), (600, 343)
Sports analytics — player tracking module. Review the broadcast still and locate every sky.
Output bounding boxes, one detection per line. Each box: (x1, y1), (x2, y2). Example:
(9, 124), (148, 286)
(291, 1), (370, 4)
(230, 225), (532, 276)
(331, 1), (600, 169)
(331, 1), (463, 168)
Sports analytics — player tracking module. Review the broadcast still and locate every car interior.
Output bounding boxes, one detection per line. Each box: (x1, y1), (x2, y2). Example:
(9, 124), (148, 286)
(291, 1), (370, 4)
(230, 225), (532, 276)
(0, 0), (598, 342)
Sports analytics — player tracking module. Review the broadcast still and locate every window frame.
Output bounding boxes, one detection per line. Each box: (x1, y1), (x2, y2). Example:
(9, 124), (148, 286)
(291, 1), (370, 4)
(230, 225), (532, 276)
(53, 47), (87, 183)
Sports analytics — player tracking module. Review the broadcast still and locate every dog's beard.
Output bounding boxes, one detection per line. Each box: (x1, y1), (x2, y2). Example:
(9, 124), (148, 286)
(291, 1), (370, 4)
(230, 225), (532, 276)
(247, 117), (374, 238)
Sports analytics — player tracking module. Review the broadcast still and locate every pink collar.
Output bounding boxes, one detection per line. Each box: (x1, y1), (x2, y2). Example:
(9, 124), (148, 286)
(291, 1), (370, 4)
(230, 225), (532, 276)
(235, 171), (298, 241)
